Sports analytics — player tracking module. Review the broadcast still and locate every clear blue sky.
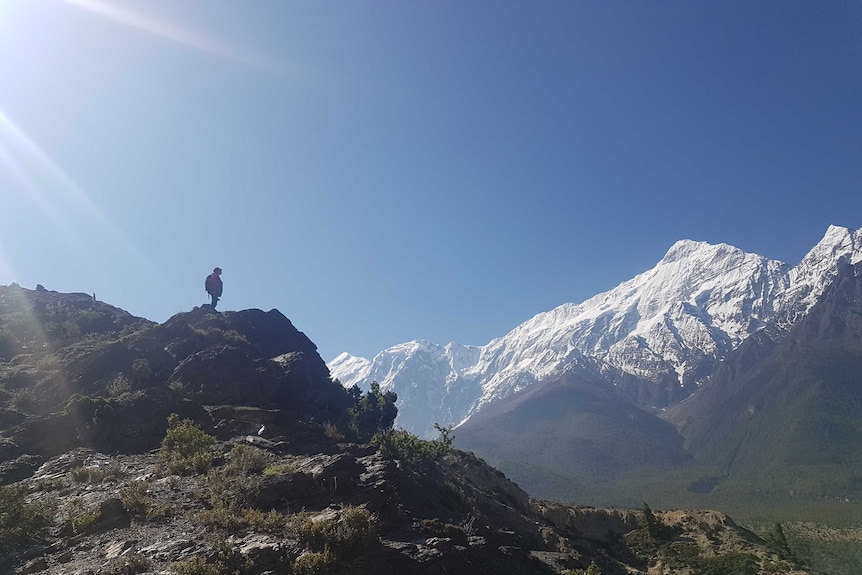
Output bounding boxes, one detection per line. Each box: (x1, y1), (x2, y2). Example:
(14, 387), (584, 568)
(0, 1), (860, 361)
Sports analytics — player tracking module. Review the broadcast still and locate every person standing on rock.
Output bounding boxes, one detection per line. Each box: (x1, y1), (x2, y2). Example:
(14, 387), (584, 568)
(205, 267), (223, 309)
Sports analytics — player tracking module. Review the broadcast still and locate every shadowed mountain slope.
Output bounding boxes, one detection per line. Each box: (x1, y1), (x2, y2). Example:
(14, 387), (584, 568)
(665, 262), (862, 499)
(455, 366), (693, 505)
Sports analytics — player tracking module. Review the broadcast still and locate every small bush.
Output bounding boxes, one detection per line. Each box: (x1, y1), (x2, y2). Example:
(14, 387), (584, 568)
(120, 480), (173, 521)
(292, 551), (336, 575)
(0, 484), (55, 552)
(105, 553), (151, 574)
(70, 463), (121, 484)
(263, 461), (297, 476)
(159, 414), (216, 475)
(35, 477), (66, 492)
(288, 506), (377, 561)
(224, 444), (271, 476)
(191, 327), (249, 345)
(205, 465), (262, 511)
(372, 423), (452, 469)
(172, 541), (250, 575)
(196, 506), (283, 533)
(120, 480), (150, 516)
(171, 556), (221, 575)
(563, 563), (602, 575)
(107, 373), (132, 397)
(71, 508), (101, 535)
(323, 422), (344, 441)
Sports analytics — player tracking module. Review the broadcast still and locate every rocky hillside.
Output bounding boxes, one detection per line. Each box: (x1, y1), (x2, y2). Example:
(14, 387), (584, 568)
(0, 285), (809, 574)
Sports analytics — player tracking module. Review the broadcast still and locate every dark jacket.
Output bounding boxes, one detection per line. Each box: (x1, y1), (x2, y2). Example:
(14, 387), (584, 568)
(205, 273), (223, 297)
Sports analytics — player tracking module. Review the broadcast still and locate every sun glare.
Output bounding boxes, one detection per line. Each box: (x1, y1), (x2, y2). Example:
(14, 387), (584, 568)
(62, 0), (279, 72)
(0, 113), (86, 244)
(0, 108), (161, 282)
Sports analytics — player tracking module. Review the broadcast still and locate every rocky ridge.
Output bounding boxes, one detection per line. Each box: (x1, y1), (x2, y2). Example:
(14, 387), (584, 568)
(0, 285), (808, 574)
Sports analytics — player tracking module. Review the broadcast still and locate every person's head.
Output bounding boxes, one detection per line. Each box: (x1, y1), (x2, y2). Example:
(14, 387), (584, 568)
(213, 267), (222, 275)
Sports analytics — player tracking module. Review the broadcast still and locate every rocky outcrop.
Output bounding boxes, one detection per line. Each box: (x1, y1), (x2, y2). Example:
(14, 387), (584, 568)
(0, 288), (350, 461)
(0, 440), (809, 575)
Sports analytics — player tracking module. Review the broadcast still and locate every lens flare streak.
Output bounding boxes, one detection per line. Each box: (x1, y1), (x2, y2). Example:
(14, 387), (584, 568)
(0, 108), (161, 282)
(62, 0), (279, 72)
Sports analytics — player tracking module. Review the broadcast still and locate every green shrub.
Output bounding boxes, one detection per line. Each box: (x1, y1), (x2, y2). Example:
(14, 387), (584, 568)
(107, 373), (132, 397)
(71, 508), (101, 535)
(0, 484), (55, 552)
(205, 464), (262, 511)
(224, 444), (271, 476)
(105, 554), (151, 574)
(171, 556), (221, 575)
(263, 461), (297, 476)
(70, 463), (121, 484)
(292, 551), (336, 575)
(323, 422), (344, 441)
(159, 414), (216, 475)
(121, 480), (150, 515)
(120, 480), (174, 521)
(196, 506), (283, 533)
(172, 542), (250, 575)
(191, 326), (249, 345)
(372, 423), (453, 469)
(288, 506), (377, 561)
(563, 562), (602, 575)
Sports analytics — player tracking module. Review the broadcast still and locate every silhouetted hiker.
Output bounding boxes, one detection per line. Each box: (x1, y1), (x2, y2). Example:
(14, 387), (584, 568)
(205, 267), (223, 309)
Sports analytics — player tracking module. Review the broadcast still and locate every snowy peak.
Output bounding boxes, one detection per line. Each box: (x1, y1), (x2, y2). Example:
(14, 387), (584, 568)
(464, 239), (784, 413)
(659, 239), (737, 264)
(328, 352), (371, 386)
(329, 225), (862, 436)
(796, 225), (862, 273)
(777, 225), (862, 324)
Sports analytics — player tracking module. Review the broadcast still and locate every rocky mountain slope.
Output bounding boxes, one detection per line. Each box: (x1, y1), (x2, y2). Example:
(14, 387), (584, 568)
(0, 285), (812, 574)
(454, 372), (693, 506)
(665, 259), (862, 497)
(454, 259), (862, 533)
(330, 225), (862, 436)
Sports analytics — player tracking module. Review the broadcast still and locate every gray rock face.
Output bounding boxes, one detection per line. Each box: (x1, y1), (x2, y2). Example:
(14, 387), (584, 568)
(0, 294), (351, 464)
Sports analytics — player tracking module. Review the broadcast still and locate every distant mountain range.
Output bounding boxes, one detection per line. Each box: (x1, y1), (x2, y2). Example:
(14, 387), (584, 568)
(330, 225), (862, 438)
(456, 257), (862, 509)
(329, 225), (862, 509)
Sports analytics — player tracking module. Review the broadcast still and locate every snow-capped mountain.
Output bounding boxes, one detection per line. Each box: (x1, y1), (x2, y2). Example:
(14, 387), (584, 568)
(330, 225), (862, 436)
(331, 341), (482, 437)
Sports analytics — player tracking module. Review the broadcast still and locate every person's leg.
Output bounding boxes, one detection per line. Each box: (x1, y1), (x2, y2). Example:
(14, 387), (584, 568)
(211, 294), (219, 309)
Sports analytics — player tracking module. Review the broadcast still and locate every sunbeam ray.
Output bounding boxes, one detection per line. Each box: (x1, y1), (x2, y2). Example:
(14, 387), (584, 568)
(0, 137), (86, 251)
(0, 108), (163, 283)
(62, 0), (280, 72)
